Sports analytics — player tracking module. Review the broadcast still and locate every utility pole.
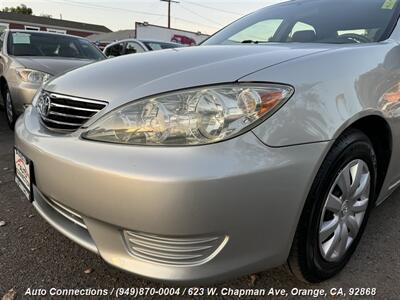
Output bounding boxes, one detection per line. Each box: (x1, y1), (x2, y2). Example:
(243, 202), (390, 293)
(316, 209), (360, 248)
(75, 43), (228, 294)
(160, 0), (179, 28)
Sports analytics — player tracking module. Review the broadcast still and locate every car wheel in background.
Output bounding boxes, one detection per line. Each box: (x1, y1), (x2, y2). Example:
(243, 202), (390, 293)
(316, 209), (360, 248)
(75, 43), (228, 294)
(4, 85), (16, 130)
(288, 129), (377, 282)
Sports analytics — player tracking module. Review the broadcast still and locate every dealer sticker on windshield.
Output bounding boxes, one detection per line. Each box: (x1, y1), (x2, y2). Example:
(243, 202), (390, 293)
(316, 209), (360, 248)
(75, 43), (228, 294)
(12, 32), (31, 44)
(14, 148), (32, 201)
(382, 0), (397, 9)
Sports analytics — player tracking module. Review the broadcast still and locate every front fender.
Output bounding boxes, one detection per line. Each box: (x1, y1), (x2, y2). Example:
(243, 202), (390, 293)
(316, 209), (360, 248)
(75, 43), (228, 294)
(243, 42), (400, 147)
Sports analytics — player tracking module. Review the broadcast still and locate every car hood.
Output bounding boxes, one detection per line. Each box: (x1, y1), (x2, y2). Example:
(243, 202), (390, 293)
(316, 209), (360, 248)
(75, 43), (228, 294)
(15, 57), (96, 76)
(45, 45), (331, 107)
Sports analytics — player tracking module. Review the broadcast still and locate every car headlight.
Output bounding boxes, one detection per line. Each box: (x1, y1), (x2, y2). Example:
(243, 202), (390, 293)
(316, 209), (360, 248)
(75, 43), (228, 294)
(82, 83), (294, 146)
(16, 68), (51, 83)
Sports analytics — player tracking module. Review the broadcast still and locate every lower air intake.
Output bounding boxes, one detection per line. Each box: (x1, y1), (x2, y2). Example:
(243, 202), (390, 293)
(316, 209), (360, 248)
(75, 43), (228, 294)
(123, 230), (228, 266)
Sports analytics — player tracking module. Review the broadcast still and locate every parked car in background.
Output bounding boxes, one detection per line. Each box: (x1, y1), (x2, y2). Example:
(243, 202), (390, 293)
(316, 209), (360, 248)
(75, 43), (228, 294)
(171, 34), (197, 46)
(0, 30), (105, 128)
(103, 39), (183, 57)
(14, 0), (400, 284)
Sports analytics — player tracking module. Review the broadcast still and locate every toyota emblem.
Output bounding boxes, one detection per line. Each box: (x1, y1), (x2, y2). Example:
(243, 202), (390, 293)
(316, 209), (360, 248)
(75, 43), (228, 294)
(38, 94), (51, 118)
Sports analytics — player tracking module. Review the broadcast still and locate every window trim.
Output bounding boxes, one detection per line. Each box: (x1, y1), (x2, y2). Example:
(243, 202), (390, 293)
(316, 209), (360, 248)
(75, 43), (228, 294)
(381, 4), (400, 41)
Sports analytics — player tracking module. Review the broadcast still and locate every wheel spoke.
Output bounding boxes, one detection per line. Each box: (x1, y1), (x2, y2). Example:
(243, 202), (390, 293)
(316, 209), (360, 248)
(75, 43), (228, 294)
(337, 223), (349, 257)
(351, 198), (369, 213)
(349, 160), (363, 194)
(337, 165), (351, 199)
(346, 215), (359, 238)
(6, 93), (13, 122)
(324, 225), (341, 259)
(352, 173), (370, 201)
(320, 216), (340, 241)
(325, 194), (342, 213)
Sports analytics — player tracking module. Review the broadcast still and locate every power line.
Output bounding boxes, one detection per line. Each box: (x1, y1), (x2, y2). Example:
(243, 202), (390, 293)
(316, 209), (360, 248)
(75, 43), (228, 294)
(173, 16), (219, 30)
(49, 0), (220, 31)
(50, 0), (165, 18)
(178, 3), (224, 27)
(183, 0), (242, 16)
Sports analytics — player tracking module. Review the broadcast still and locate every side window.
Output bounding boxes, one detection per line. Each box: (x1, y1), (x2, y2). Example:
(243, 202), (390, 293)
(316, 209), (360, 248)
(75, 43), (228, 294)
(145, 43), (162, 50)
(288, 22), (316, 42)
(125, 42), (145, 55)
(105, 42), (124, 57)
(228, 19), (283, 43)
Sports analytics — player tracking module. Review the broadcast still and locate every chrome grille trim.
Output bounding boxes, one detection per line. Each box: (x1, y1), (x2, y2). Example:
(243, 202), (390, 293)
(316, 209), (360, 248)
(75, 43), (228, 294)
(48, 111), (91, 120)
(38, 91), (107, 131)
(42, 116), (83, 127)
(50, 102), (101, 113)
(49, 93), (107, 105)
(124, 230), (228, 266)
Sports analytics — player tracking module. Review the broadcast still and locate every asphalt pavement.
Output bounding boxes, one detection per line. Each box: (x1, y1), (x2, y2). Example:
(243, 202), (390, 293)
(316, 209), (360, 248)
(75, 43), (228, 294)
(0, 110), (400, 299)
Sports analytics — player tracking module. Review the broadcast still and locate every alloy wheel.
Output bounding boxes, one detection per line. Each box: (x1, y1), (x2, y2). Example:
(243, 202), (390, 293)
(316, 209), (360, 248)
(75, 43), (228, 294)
(5, 91), (13, 124)
(319, 159), (370, 262)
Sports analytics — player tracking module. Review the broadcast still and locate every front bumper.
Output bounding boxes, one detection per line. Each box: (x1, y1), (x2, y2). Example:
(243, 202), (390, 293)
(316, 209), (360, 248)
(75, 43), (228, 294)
(15, 107), (330, 283)
(8, 80), (40, 114)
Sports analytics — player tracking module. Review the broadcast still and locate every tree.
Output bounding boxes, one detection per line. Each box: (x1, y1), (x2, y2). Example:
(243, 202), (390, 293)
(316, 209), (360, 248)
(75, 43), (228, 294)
(2, 4), (33, 15)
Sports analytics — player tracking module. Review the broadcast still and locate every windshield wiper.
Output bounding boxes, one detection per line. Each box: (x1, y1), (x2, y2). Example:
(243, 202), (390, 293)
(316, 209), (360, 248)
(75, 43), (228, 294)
(241, 40), (260, 44)
(241, 40), (274, 44)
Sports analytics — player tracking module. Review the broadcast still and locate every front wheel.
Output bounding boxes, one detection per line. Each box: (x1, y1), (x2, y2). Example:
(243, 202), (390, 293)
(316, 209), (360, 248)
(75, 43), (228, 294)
(3, 85), (16, 130)
(288, 129), (377, 282)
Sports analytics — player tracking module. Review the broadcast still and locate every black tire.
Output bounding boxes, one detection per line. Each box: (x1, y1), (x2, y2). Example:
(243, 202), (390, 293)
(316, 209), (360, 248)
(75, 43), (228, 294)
(3, 85), (16, 130)
(287, 128), (377, 283)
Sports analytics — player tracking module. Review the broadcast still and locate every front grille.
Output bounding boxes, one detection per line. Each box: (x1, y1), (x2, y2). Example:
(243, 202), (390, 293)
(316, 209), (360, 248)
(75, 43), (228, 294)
(38, 91), (107, 131)
(123, 230), (228, 266)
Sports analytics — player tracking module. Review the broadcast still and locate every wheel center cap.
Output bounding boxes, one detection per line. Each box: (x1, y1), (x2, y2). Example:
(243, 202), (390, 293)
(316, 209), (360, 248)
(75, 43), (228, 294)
(341, 200), (350, 215)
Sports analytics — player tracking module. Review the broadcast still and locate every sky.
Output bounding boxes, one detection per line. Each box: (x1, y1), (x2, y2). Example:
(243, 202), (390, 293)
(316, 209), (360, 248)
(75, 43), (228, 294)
(0, 0), (284, 35)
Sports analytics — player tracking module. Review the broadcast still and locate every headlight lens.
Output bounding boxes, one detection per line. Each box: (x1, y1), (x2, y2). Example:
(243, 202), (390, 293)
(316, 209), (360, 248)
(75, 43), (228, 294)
(82, 84), (294, 146)
(16, 68), (51, 83)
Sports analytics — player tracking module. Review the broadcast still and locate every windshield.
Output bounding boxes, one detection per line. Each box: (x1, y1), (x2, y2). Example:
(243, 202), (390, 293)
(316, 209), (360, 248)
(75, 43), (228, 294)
(8, 32), (105, 60)
(204, 0), (400, 45)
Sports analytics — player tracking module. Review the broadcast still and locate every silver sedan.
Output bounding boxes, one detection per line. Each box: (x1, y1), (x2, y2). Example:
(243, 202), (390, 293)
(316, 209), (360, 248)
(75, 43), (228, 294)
(0, 30), (105, 129)
(13, 0), (400, 283)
